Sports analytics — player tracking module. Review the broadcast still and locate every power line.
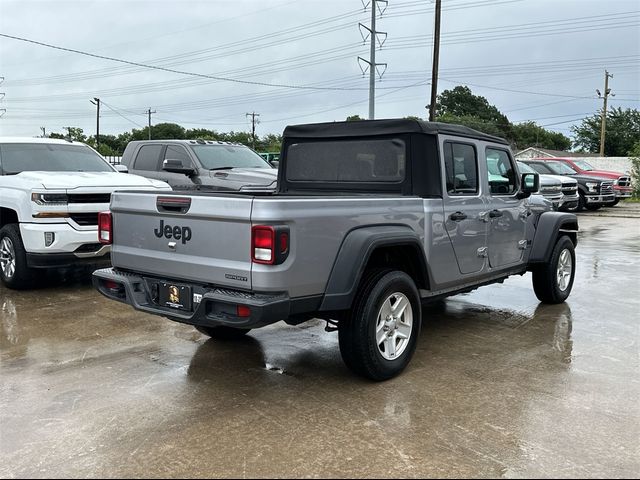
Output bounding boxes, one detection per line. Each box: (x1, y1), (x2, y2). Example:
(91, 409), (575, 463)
(0, 33), (377, 92)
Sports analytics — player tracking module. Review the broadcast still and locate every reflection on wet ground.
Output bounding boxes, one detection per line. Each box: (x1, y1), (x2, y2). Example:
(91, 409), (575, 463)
(1, 215), (639, 478)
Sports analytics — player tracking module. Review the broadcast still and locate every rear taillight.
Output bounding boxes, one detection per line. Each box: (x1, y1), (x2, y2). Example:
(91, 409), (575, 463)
(251, 225), (289, 265)
(98, 212), (112, 244)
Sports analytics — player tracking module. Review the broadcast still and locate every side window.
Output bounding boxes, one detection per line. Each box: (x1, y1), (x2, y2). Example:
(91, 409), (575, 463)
(486, 148), (517, 195)
(163, 145), (192, 167)
(443, 142), (478, 195)
(133, 145), (162, 171)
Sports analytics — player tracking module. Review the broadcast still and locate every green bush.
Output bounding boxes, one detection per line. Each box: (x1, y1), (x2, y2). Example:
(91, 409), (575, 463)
(629, 141), (640, 199)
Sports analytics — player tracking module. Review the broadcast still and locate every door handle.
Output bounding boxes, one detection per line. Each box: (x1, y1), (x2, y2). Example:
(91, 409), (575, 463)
(449, 211), (468, 221)
(489, 209), (503, 218)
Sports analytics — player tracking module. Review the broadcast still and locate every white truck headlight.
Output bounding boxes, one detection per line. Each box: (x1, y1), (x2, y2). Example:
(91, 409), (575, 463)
(585, 182), (599, 192)
(31, 193), (68, 205)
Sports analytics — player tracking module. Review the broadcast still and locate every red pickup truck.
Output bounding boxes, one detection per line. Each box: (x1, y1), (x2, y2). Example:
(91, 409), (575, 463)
(533, 157), (632, 205)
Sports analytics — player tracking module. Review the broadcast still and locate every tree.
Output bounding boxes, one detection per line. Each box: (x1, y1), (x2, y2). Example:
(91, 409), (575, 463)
(511, 121), (571, 151)
(572, 107), (640, 156)
(434, 86), (511, 137)
(437, 112), (506, 138)
(130, 122), (186, 141)
(346, 115), (364, 121)
(628, 141), (640, 198)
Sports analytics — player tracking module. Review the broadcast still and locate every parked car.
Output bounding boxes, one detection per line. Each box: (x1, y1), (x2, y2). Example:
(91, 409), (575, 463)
(516, 161), (579, 211)
(533, 157), (632, 205)
(0, 137), (171, 289)
(121, 139), (277, 191)
(94, 119), (578, 381)
(522, 159), (615, 212)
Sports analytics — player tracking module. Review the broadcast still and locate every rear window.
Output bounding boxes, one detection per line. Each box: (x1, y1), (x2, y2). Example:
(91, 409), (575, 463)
(286, 138), (406, 183)
(0, 143), (113, 174)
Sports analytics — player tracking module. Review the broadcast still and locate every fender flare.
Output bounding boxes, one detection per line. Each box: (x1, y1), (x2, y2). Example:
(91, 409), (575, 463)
(319, 225), (429, 311)
(529, 211), (578, 264)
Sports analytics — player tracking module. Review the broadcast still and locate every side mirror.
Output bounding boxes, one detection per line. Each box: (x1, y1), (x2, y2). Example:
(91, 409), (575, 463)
(518, 172), (539, 199)
(270, 160), (279, 169)
(163, 159), (195, 176)
(114, 164), (128, 173)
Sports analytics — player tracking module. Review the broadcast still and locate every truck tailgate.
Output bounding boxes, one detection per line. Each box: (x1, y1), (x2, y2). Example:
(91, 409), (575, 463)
(109, 192), (253, 289)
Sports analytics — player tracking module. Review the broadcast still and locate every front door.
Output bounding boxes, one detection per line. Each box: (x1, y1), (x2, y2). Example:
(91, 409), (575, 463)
(484, 147), (528, 268)
(441, 140), (488, 275)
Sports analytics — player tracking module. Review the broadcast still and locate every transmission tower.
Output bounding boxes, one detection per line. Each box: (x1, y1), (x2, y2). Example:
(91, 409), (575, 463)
(358, 0), (388, 120)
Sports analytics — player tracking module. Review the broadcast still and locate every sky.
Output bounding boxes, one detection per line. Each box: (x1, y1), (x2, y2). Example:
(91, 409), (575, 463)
(0, 0), (638, 145)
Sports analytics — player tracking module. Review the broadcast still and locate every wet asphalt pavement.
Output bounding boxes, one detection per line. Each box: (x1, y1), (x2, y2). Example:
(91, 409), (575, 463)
(1, 213), (639, 478)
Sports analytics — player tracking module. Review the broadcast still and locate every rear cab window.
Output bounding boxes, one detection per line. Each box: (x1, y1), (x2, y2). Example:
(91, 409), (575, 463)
(283, 137), (407, 193)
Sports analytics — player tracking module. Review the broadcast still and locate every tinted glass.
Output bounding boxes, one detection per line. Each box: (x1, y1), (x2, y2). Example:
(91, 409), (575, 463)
(526, 162), (553, 174)
(134, 145), (162, 171)
(572, 160), (594, 171)
(444, 142), (477, 194)
(486, 148), (517, 195)
(0, 143), (113, 174)
(163, 145), (192, 166)
(192, 145), (271, 170)
(545, 161), (578, 175)
(287, 139), (405, 183)
(517, 161), (536, 174)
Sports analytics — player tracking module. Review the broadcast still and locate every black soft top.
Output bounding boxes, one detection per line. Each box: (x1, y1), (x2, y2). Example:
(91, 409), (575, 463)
(283, 118), (509, 145)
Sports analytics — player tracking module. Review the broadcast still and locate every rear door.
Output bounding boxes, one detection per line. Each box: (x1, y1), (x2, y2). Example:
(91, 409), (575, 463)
(129, 144), (164, 181)
(441, 138), (488, 275)
(484, 147), (528, 268)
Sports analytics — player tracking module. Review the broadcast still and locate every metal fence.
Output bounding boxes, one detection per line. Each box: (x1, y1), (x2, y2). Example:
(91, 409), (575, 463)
(104, 156), (122, 165)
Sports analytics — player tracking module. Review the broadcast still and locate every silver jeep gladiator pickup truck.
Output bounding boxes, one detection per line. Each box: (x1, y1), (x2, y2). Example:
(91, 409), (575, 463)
(94, 119), (578, 381)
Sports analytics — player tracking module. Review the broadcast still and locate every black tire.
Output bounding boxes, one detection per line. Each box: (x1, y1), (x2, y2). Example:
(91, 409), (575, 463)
(585, 204), (601, 211)
(0, 224), (35, 290)
(532, 235), (575, 304)
(339, 269), (421, 381)
(611, 199), (620, 206)
(195, 325), (251, 340)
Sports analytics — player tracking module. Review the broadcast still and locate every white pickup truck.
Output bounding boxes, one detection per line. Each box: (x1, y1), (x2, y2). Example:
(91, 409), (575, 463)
(0, 137), (170, 289)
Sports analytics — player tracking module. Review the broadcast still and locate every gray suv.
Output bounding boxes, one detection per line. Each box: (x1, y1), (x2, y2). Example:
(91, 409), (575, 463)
(121, 139), (277, 191)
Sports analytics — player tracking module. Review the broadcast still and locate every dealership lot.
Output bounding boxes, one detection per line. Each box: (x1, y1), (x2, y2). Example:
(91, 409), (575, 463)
(1, 211), (638, 478)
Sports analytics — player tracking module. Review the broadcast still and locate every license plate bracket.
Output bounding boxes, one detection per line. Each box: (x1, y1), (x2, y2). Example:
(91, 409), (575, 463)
(158, 282), (192, 311)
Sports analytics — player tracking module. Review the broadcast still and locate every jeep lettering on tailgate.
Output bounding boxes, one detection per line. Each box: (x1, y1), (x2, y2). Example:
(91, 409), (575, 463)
(154, 220), (192, 244)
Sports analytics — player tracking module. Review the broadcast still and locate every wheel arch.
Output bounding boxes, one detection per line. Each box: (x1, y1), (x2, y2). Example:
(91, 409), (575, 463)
(0, 207), (19, 229)
(319, 225), (430, 311)
(528, 211), (578, 265)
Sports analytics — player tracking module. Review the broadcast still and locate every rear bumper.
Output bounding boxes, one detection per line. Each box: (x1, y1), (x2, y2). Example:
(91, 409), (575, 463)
(93, 268), (291, 329)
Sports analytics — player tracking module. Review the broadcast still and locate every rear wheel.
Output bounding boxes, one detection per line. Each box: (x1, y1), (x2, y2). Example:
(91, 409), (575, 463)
(195, 325), (251, 340)
(339, 269), (421, 381)
(0, 224), (35, 290)
(532, 235), (575, 304)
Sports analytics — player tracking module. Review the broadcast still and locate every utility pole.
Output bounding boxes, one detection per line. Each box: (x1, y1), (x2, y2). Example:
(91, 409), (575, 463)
(358, 0), (388, 120)
(596, 70), (614, 156)
(90, 97), (100, 150)
(246, 112), (260, 149)
(146, 108), (156, 140)
(428, 0), (442, 122)
(40, 127), (46, 138)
